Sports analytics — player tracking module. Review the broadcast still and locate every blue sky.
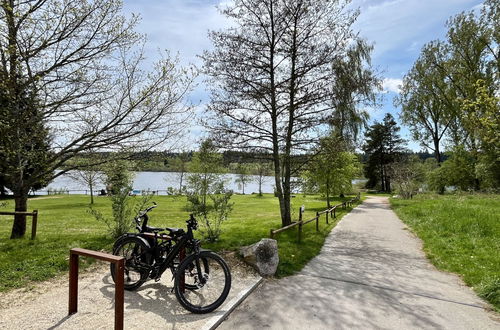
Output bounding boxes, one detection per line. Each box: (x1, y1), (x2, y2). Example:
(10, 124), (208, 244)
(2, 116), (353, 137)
(122, 0), (483, 151)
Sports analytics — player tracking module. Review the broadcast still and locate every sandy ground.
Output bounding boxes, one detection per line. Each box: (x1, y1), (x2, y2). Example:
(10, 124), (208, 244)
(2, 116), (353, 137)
(0, 252), (260, 330)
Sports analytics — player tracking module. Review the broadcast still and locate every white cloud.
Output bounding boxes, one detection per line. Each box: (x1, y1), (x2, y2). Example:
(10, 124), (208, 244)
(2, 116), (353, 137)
(382, 78), (402, 93)
(123, 0), (231, 66)
(351, 0), (482, 72)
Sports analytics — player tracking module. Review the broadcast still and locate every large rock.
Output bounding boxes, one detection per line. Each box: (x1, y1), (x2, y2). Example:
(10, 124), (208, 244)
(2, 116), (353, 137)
(240, 238), (279, 277)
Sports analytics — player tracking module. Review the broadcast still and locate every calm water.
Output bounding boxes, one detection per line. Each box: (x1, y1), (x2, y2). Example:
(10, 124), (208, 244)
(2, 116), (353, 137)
(42, 171), (277, 195)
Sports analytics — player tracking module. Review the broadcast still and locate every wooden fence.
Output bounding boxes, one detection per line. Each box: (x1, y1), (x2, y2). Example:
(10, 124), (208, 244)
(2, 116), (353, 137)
(0, 210), (39, 239)
(270, 193), (361, 242)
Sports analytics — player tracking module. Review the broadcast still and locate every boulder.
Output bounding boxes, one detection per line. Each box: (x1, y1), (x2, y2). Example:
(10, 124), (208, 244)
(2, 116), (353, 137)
(240, 238), (279, 277)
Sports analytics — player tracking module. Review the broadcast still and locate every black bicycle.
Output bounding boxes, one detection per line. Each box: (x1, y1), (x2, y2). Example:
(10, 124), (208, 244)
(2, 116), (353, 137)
(110, 203), (231, 314)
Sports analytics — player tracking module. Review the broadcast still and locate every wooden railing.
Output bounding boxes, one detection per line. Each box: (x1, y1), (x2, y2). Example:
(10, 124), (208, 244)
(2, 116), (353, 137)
(0, 210), (39, 239)
(69, 248), (125, 330)
(270, 192), (361, 242)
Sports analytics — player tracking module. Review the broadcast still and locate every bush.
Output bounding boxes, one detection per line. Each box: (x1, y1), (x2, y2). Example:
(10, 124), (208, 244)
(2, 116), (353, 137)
(89, 160), (135, 238)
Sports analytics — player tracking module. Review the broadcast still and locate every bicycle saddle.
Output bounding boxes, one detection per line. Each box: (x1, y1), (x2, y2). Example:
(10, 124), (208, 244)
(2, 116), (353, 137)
(144, 225), (165, 232)
(166, 227), (184, 236)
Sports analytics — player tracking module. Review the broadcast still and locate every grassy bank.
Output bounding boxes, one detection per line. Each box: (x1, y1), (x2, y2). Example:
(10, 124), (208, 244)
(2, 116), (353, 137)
(390, 194), (500, 311)
(0, 193), (359, 292)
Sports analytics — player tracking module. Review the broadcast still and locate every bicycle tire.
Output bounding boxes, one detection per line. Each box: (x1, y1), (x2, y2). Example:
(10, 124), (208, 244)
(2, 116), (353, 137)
(174, 251), (231, 314)
(111, 236), (151, 291)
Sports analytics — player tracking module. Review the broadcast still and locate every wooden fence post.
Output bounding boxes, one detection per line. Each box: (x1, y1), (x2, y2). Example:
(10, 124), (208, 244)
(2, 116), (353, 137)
(298, 207), (303, 242)
(31, 210), (38, 240)
(326, 210), (329, 224)
(315, 212), (319, 231)
(270, 229), (274, 239)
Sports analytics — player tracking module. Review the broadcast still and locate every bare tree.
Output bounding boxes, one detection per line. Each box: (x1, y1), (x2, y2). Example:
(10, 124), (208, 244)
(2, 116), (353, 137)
(202, 0), (377, 226)
(166, 152), (191, 193)
(0, 0), (195, 238)
(234, 163), (252, 194)
(253, 161), (272, 196)
(66, 155), (103, 204)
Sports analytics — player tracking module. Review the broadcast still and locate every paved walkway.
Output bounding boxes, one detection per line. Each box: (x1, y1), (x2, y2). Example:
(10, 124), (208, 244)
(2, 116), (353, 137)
(219, 196), (500, 330)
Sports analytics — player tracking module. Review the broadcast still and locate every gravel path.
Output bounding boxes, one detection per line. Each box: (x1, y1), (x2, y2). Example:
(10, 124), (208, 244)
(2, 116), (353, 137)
(0, 253), (259, 329)
(219, 196), (500, 329)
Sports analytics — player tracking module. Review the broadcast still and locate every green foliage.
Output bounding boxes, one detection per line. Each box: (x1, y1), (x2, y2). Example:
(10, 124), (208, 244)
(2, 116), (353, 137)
(363, 113), (406, 192)
(398, 1), (499, 190)
(427, 146), (477, 192)
(186, 140), (232, 242)
(304, 135), (361, 205)
(198, 190), (234, 242)
(391, 194), (500, 311)
(89, 160), (135, 238)
(460, 79), (500, 158)
(389, 155), (425, 199)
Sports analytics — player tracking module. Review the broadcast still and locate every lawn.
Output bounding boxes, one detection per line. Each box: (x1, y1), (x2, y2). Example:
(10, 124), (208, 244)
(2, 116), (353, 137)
(390, 193), (500, 311)
(0, 193), (359, 292)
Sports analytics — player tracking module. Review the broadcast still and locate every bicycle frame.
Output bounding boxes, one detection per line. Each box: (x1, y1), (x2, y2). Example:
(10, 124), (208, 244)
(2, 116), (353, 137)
(136, 219), (204, 288)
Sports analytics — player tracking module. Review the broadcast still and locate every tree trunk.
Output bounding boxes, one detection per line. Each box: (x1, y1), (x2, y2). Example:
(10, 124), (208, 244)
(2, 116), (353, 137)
(89, 181), (94, 204)
(433, 134), (441, 164)
(179, 171), (184, 192)
(10, 194), (28, 239)
(258, 175), (263, 196)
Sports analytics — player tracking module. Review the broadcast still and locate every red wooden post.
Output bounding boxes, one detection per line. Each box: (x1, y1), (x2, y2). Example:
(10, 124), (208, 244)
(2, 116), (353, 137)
(68, 253), (79, 314)
(114, 259), (124, 330)
(68, 248), (125, 330)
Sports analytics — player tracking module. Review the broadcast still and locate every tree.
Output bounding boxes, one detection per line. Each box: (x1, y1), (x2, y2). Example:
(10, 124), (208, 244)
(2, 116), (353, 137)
(186, 139), (226, 214)
(166, 152), (191, 193)
(66, 155), (104, 204)
(89, 160), (135, 238)
(0, 0), (194, 238)
(186, 139), (232, 242)
(305, 135), (360, 207)
(234, 163), (252, 194)
(388, 155), (425, 199)
(363, 114), (406, 192)
(252, 161), (272, 196)
(397, 0), (499, 191)
(202, 0), (377, 226)
(396, 41), (457, 164)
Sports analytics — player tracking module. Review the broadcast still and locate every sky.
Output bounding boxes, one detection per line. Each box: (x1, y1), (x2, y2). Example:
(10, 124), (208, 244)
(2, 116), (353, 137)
(122, 0), (484, 151)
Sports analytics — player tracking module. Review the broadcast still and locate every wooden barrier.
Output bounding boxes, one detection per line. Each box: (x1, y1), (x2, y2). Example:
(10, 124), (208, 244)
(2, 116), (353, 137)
(0, 210), (38, 239)
(269, 193), (362, 242)
(69, 248), (125, 330)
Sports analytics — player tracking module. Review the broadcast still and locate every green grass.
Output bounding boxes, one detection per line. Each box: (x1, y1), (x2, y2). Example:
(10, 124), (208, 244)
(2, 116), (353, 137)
(390, 193), (500, 311)
(0, 193), (359, 291)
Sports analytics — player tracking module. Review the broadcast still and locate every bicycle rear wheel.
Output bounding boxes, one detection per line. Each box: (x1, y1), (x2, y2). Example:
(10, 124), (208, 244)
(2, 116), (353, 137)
(174, 251), (231, 314)
(111, 236), (151, 290)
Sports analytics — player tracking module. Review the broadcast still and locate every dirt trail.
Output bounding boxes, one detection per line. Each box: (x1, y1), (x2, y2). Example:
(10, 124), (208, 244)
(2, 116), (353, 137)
(0, 254), (259, 330)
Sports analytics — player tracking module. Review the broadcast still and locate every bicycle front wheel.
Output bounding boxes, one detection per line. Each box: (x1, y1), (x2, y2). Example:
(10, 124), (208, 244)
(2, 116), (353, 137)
(174, 251), (231, 314)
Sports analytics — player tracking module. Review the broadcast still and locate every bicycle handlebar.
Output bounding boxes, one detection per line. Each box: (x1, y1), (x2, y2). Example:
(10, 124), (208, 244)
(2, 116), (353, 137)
(138, 202), (157, 217)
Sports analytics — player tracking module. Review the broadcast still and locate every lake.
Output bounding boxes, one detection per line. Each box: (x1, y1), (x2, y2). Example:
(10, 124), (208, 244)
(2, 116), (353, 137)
(42, 171), (278, 195)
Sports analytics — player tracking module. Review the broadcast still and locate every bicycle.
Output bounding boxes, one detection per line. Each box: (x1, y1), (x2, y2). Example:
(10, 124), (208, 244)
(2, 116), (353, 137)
(110, 203), (231, 314)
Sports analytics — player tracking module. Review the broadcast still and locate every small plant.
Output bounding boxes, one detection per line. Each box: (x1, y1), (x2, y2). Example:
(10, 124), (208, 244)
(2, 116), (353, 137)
(198, 189), (234, 242)
(88, 160), (136, 238)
